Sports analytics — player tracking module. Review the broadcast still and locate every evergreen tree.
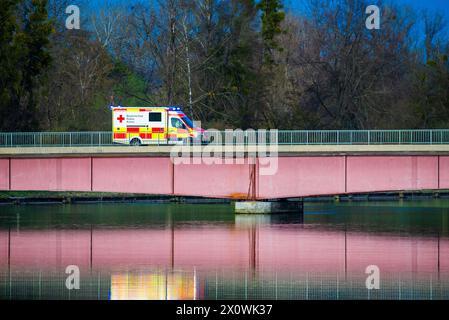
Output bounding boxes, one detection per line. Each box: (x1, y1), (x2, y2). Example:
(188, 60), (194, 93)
(0, 0), (21, 131)
(0, 0), (53, 131)
(257, 0), (285, 64)
(20, 0), (54, 130)
(222, 0), (260, 128)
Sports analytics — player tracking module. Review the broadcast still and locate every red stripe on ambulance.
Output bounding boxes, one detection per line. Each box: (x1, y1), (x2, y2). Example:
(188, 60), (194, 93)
(139, 133), (152, 139)
(114, 133), (126, 139)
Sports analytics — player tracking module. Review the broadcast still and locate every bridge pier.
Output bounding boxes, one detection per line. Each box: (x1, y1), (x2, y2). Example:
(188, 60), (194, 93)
(235, 199), (303, 214)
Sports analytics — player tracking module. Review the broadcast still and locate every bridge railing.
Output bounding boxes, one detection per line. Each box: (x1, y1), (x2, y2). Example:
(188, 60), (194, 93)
(276, 130), (449, 145)
(1, 130), (449, 147)
(0, 132), (113, 147)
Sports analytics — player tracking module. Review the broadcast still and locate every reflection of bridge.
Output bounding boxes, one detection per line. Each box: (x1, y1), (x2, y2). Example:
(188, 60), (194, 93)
(1, 225), (448, 274)
(1, 218), (448, 300)
(2, 130), (449, 200)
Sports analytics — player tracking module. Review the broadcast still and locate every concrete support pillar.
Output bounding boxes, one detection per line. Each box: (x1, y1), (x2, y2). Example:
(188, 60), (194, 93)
(234, 200), (303, 214)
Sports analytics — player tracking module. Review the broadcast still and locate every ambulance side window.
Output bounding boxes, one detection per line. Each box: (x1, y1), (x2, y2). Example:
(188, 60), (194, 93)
(149, 112), (161, 122)
(171, 118), (186, 129)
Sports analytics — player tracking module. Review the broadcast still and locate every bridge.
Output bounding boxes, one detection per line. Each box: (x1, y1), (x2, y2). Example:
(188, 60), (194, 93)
(1, 130), (449, 203)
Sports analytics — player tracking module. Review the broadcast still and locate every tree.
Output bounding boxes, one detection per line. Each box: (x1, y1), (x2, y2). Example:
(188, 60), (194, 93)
(410, 12), (449, 128)
(257, 0), (285, 64)
(0, 0), (21, 131)
(39, 30), (114, 130)
(3, 0), (448, 132)
(280, 0), (417, 129)
(0, 0), (53, 131)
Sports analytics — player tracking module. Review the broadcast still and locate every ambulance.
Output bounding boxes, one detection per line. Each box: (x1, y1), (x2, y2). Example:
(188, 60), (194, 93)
(111, 106), (206, 145)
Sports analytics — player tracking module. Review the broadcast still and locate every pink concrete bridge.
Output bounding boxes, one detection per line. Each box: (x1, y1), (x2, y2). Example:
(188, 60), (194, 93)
(1, 145), (449, 199)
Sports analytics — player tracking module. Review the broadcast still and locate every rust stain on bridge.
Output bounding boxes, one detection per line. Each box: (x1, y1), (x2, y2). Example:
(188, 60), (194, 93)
(229, 193), (250, 200)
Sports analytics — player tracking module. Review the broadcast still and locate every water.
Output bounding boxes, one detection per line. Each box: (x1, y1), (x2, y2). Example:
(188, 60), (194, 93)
(0, 200), (448, 300)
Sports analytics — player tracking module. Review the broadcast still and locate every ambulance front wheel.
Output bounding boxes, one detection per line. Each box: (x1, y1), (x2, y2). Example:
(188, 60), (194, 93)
(130, 138), (142, 146)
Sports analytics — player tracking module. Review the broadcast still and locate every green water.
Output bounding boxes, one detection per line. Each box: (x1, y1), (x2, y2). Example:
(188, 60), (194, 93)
(0, 199), (448, 300)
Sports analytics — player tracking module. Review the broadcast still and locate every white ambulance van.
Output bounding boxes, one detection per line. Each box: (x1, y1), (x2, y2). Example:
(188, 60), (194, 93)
(111, 106), (206, 145)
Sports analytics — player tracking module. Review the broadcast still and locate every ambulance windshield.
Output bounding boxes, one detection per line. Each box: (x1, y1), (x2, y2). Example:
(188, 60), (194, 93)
(181, 116), (195, 128)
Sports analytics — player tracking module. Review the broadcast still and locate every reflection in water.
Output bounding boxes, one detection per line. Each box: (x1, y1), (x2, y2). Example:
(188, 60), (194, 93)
(110, 271), (197, 300)
(0, 201), (448, 299)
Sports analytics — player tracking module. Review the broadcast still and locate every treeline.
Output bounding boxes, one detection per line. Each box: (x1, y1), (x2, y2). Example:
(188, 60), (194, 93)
(0, 0), (448, 131)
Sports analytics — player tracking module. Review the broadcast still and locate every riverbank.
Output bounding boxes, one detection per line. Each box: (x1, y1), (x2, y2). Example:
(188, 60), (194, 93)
(1, 190), (449, 205)
(0, 191), (230, 205)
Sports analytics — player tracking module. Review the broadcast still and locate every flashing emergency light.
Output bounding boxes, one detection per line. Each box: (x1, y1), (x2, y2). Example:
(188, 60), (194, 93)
(109, 105), (123, 109)
(109, 105), (183, 110)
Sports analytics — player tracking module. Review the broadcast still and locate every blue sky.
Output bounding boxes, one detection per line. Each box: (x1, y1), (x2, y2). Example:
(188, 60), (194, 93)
(395, 0), (449, 17)
(285, 0), (449, 18)
(86, 1), (449, 20)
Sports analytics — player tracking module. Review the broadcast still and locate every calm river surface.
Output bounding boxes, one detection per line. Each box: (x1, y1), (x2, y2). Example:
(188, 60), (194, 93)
(0, 199), (448, 300)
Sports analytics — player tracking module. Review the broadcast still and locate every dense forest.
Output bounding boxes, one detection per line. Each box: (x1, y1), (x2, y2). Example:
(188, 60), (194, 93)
(0, 0), (448, 131)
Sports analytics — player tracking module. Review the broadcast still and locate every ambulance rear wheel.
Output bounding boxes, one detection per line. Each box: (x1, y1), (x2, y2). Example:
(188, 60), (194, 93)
(130, 138), (141, 146)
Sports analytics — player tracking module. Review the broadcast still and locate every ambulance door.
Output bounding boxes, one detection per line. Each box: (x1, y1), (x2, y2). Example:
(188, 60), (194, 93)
(168, 114), (189, 142)
(148, 111), (166, 144)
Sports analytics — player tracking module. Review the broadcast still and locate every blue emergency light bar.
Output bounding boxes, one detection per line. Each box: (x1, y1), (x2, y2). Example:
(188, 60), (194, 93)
(109, 105), (182, 111)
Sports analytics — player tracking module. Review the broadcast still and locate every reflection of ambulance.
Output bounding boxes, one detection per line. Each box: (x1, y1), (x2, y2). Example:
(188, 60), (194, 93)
(110, 271), (200, 300)
(111, 106), (206, 145)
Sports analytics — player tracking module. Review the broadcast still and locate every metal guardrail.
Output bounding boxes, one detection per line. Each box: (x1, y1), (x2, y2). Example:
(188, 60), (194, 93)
(1, 130), (449, 147)
(0, 132), (113, 147)
(277, 130), (449, 145)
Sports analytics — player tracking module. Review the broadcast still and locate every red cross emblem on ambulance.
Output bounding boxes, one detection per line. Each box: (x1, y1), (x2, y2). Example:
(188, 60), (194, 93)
(117, 115), (125, 123)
